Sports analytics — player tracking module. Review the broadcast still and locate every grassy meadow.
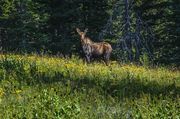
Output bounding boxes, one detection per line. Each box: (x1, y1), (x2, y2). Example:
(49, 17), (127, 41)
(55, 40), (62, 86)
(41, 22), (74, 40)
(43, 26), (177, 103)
(0, 54), (179, 119)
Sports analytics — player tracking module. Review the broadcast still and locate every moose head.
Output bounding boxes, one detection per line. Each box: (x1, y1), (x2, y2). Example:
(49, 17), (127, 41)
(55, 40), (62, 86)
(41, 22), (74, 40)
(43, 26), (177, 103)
(76, 28), (89, 43)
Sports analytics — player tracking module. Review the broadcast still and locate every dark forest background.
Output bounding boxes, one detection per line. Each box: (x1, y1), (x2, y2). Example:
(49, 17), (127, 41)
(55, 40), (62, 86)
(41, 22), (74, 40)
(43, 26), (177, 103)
(0, 0), (179, 65)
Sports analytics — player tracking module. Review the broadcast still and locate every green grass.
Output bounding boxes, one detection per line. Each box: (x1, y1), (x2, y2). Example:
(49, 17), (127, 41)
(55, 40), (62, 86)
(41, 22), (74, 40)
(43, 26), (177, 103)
(0, 54), (179, 119)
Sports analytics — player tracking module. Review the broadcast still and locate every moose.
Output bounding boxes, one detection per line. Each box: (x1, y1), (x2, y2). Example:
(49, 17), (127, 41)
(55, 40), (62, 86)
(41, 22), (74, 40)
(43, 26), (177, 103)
(76, 28), (112, 65)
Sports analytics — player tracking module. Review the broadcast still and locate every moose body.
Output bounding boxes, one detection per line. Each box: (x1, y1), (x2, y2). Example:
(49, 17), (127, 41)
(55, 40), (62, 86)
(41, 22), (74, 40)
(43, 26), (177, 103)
(76, 28), (112, 65)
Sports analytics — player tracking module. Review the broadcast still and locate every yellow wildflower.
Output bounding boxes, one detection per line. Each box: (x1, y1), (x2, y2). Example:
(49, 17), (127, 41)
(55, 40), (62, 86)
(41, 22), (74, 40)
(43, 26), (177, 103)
(0, 88), (4, 97)
(15, 89), (22, 94)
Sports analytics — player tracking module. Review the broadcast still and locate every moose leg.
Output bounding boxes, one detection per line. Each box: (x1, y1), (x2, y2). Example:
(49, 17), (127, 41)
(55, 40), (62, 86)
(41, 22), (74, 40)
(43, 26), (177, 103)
(86, 55), (91, 63)
(104, 53), (110, 66)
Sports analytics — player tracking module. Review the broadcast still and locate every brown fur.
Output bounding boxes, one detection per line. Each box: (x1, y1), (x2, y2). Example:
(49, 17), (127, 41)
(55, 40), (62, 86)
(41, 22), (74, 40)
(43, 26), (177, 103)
(76, 28), (112, 65)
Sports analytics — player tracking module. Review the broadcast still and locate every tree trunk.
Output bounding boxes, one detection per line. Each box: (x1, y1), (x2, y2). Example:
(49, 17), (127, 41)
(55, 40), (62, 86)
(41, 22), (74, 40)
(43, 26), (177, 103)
(124, 0), (133, 61)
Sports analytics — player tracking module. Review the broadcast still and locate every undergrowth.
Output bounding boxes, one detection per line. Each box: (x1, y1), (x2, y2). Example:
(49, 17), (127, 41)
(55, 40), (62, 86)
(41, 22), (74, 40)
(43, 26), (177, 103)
(0, 54), (179, 119)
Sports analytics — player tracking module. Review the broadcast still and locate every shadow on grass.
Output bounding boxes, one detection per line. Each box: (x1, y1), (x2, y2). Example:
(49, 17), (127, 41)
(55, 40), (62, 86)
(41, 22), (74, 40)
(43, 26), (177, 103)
(1, 55), (179, 101)
(24, 71), (180, 99)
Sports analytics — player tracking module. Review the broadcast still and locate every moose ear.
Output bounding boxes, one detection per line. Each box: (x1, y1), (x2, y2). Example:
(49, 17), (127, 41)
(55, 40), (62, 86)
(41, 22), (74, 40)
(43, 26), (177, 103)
(76, 28), (81, 34)
(84, 28), (88, 33)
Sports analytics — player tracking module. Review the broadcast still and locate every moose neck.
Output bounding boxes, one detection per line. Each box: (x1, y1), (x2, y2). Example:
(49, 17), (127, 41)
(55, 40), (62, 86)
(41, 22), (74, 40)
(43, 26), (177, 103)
(81, 34), (85, 40)
(81, 36), (93, 45)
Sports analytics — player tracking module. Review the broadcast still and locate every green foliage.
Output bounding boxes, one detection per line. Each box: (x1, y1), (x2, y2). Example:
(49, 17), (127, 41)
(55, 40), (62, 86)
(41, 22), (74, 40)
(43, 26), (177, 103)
(134, 0), (180, 65)
(0, 0), (179, 65)
(0, 0), (50, 52)
(0, 54), (179, 118)
(0, 0), (113, 55)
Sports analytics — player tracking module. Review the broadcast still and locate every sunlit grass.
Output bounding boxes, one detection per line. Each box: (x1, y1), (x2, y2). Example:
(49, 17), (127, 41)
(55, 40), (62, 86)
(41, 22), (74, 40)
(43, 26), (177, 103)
(0, 54), (179, 118)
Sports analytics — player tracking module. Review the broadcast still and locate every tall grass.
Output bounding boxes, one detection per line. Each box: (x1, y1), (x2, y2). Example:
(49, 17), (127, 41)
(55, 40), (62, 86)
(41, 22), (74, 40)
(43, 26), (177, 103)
(0, 54), (179, 119)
